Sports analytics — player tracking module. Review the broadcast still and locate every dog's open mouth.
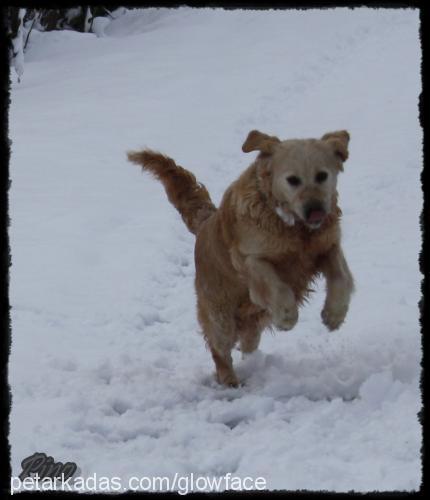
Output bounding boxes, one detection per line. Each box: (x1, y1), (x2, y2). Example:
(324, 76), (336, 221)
(305, 209), (326, 229)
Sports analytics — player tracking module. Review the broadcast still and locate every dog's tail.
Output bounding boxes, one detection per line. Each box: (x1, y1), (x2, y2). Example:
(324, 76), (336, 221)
(127, 149), (216, 235)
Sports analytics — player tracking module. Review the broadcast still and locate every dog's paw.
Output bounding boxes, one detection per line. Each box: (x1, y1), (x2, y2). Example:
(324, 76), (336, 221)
(321, 303), (348, 331)
(216, 371), (240, 388)
(273, 304), (298, 331)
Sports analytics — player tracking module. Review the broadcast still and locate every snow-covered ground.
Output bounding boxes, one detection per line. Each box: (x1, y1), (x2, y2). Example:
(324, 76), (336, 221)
(9, 7), (422, 492)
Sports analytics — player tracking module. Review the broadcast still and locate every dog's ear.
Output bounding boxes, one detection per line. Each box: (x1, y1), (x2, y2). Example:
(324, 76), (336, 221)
(321, 130), (350, 166)
(242, 130), (281, 154)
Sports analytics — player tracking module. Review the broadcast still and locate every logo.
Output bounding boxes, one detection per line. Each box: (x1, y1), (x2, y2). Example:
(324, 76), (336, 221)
(19, 453), (77, 481)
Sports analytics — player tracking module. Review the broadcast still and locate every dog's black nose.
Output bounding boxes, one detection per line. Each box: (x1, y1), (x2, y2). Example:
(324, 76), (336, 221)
(304, 200), (326, 223)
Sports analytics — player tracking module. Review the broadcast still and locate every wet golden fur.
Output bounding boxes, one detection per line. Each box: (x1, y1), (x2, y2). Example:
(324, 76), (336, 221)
(127, 130), (354, 387)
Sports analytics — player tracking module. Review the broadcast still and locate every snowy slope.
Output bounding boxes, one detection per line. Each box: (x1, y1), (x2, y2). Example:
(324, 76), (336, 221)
(9, 7), (421, 492)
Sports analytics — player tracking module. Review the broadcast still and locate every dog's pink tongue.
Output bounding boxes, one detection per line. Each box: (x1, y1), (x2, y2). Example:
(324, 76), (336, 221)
(308, 210), (325, 223)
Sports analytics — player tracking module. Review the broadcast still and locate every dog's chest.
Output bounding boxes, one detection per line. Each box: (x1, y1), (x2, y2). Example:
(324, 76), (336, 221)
(237, 220), (338, 296)
(239, 221), (335, 259)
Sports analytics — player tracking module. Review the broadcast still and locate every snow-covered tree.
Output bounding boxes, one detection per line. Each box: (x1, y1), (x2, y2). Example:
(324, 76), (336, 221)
(9, 8), (26, 82)
(8, 7), (125, 82)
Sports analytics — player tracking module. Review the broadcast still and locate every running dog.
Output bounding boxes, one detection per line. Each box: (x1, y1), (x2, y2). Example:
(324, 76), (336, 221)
(127, 129), (354, 387)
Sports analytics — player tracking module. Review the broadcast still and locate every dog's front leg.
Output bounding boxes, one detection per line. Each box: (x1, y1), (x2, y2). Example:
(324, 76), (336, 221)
(320, 244), (354, 331)
(244, 256), (298, 331)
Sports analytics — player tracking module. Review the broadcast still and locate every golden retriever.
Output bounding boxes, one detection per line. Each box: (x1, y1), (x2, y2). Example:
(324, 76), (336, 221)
(127, 129), (354, 387)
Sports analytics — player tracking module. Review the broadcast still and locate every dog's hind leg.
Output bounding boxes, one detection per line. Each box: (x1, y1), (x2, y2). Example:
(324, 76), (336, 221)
(209, 343), (239, 388)
(198, 304), (239, 387)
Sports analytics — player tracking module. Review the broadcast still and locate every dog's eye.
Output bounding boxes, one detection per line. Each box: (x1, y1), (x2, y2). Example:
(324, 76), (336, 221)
(287, 175), (301, 187)
(315, 171), (328, 183)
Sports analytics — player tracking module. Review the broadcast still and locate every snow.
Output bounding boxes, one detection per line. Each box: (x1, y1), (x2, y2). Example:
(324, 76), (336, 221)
(9, 7), (422, 492)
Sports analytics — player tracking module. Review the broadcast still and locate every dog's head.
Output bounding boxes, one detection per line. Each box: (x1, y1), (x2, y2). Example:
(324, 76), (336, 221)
(242, 129), (349, 229)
